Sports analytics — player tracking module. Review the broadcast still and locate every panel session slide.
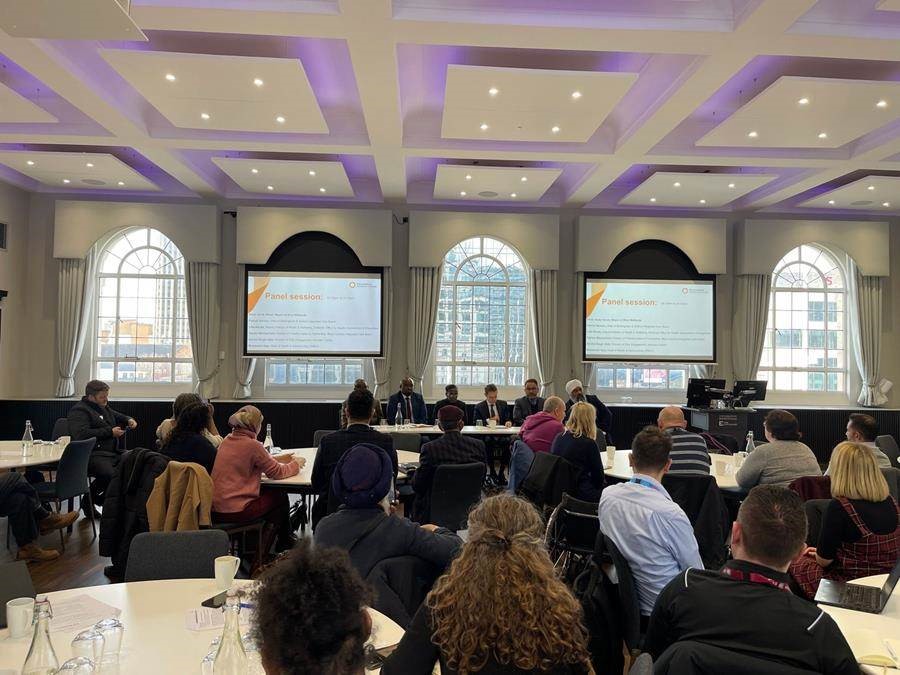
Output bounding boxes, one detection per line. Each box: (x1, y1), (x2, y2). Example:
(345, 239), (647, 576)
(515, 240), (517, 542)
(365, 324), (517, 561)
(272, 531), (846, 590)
(583, 278), (715, 362)
(245, 271), (382, 356)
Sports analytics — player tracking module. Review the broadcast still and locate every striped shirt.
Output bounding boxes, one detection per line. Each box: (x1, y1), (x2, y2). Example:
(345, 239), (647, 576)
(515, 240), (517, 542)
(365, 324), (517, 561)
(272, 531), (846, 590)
(665, 427), (711, 475)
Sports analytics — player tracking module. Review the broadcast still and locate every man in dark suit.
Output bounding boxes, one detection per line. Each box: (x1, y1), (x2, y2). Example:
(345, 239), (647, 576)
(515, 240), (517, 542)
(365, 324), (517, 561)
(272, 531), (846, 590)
(512, 378), (545, 426)
(67, 379), (137, 513)
(564, 378), (612, 439)
(432, 383), (467, 424)
(473, 383), (512, 483)
(412, 406), (485, 523)
(386, 377), (428, 424)
(311, 389), (397, 528)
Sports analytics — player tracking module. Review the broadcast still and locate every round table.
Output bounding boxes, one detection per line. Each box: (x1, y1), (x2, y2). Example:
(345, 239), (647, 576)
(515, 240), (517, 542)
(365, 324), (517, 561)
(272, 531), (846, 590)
(819, 574), (900, 674)
(0, 579), (404, 674)
(0, 440), (67, 470)
(604, 449), (746, 495)
(261, 448), (421, 488)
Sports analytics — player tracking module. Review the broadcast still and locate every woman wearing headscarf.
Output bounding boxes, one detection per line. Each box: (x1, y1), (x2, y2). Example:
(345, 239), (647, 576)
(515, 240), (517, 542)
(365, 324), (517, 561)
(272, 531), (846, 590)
(211, 405), (302, 552)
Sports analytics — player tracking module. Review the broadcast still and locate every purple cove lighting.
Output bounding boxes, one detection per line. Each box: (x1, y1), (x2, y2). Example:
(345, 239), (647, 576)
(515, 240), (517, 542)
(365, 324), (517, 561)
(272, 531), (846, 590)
(652, 55), (900, 159)
(769, 169), (900, 214)
(790, 0), (900, 40)
(132, 0), (339, 12)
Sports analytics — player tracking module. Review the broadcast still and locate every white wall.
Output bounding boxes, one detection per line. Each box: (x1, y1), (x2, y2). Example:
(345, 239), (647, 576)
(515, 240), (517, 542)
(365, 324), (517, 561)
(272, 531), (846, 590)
(0, 183), (29, 398)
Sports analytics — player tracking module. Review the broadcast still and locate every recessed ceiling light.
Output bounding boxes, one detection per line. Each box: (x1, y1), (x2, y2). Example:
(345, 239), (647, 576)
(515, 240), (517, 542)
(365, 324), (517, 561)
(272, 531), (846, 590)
(479, 123), (489, 131)
(747, 130), (758, 138)
(26, 160), (34, 166)
(673, 181), (681, 188)
(253, 78), (264, 87)
(649, 197), (657, 203)
(275, 115), (286, 124)
(465, 174), (472, 181)
(319, 187), (326, 193)
(877, 100), (888, 109)
(817, 132), (828, 139)
(510, 193), (517, 198)
(728, 182), (736, 189)
(797, 97), (809, 106)
(488, 87), (499, 97)
(828, 200), (835, 205)
(520, 176), (528, 182)
(117, 181), (125, 186)
(251, 168), (259, 174)
(85, 162), (94, 168)
(551, 125), (560, 134)
(165, 73), (176, 82)
(460, 191), (467, 196)
(266, 185), (274, 191)
(699, 199), (707, 205)
(200, 112), (210, 120)
(308, 170), (316, 176)
(868, 185), (875, 191)
(571, 91), (582, 100)
(62, 179), (70, 184)
(883, 202), (891, 207)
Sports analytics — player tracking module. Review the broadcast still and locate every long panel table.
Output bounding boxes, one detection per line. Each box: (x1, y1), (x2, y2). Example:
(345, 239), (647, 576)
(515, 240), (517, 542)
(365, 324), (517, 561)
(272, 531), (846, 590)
(375, 424), (520, 437)
(604, 449), (747, 495)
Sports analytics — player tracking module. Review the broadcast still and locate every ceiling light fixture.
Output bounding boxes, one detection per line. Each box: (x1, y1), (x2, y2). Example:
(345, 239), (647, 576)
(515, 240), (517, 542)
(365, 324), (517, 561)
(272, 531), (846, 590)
(319, 187), (327, 193)
(165, 73), (176, 82)
(488, 87), (499, 97)
(86, 162), (94, 168)
(253, 78), (264, 87)
(650, 197), (657, 203)
(251, 168), (259, 174)
(877, 100), (888, 108)
(479, 122), (489, 131)
(460, 191), (467, 196)
(747, 130), (759, 138)
(883, 202), (891, 207)
(728, 182), (736, 189)
(868, 185), (875, 191)
(520, 176), (528, 182)
(571, 91), (582, 100)
(673, 181), (681, 188)
(266, 185), (274, 191)
(200, 112), (210, 120)
(798, 97), (809, 106)
(551, 125), (560, 134)
(308, 170), (316, 176)
(465, 174), (472, 181)
(62, 179), (70, 184)
(828, 200), (835, 205)
(817, 132), (828, 139)
(26, 160), (34, 166)
(699, 199), (707, 205)
(117, 181), (125, 186)
(510, 193), (517, 198)
(275, 115), (286, 124)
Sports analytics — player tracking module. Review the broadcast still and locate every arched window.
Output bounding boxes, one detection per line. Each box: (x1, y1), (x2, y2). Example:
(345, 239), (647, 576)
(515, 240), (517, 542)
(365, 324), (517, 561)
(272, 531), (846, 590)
(94, 228), (193, 384)
(433, 237), (528, 393)
(758, 244), (846, 393)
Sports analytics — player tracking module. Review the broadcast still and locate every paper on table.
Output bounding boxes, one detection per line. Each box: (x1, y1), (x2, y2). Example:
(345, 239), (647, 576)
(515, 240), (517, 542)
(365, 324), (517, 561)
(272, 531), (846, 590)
(185, 607), (252, 632)
(845, 629), (900, 668)
(48, 595), (121, 633)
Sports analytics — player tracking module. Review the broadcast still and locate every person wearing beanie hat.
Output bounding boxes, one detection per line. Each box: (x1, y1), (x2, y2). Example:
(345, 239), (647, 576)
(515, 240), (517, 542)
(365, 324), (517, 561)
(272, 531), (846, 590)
(564, 378), (613, 441)
(315, 443), (463, 585)
(412, 406), (486, 522)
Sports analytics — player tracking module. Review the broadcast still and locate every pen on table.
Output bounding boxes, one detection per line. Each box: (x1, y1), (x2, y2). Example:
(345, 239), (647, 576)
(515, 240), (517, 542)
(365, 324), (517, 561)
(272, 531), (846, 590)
(884, 640), (898, 668)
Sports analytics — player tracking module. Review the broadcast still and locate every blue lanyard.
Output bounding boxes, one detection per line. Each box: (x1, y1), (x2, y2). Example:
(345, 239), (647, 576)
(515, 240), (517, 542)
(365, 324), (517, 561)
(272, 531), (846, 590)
(630, 477), (657, 490)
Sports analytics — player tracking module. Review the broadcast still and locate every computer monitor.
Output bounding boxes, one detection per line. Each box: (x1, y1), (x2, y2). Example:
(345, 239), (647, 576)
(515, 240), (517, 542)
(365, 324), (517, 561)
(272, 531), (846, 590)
(732, 380), (767, 407)
(686, 378), (727, 409)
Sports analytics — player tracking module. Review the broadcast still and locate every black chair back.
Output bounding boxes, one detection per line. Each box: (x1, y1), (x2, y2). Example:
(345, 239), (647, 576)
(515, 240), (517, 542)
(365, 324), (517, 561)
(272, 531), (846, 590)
(365, 555), (440, 629)
(517, 452), (581, 514)
(125, 530), (230, 582)
(600, 534), (643, 652)
(313, 429), (335, 447)
(661, 474), (729, 569)
(0, 561), (35, 628)
(881, 467), (900, 501)
(390, 433), (422, 454)
(51, 418), (69, 440)
(54, 438), (97, 500)
(430, 462), (485, 531)
(877, 435), (900, 469)
(546, 493), (600, 556)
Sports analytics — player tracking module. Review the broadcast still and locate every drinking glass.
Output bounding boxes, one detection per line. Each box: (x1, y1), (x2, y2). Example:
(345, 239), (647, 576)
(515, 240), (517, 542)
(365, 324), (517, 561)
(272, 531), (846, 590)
(475, 419), (484, 427)
(71, 629), (105, 665)
(93, 618), (124, 664)
(57, 657), (96, 674)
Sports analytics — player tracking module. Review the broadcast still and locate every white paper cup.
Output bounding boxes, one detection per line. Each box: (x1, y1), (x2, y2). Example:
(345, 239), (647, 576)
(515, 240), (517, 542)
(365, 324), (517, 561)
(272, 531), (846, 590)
(215, 555), (240, 591)
(6, 597), (34, 638)
(605, 447), (616, 467)
(714, 459), (727, 475)
(487, 419), (497, 428)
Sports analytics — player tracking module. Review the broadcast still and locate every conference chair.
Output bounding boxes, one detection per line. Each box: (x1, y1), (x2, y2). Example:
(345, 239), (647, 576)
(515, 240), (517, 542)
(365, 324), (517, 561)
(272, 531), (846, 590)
(788, 475), (832, 501)
(313, 429), (335, 447)
(124, 530), (230, 582)
(0, 561), (35, 629)
(662, 474), (730, 569)
(881, 467), (900, 501)
(599, 534), (645, 654)
(517, 452), (581, 517)
(545, 493), (600, 581)
(366, 555), (440, 630)
(877, 435), (900, 469)
(33, 438), (98, 549)
(507, 439), (535, 495)
(51, 418), (69, 441)
(389, 432), (422, 454)
(429, 462), (485, 531)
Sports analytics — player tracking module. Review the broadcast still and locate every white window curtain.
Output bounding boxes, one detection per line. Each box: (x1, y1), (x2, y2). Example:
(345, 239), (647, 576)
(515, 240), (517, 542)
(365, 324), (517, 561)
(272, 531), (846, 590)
(185, 261), (221, 398)
(847, 259), (889, 406)
(689, 364), (714, 379)
(570, 272), (595, 392)
(530, 269), (558, 397)
(55, 248), (97, 397)
(372, 267), (393, 399)
(731, 274), (771, 381)
(233, 264), (255, 399)
(407, 266), (442, 393)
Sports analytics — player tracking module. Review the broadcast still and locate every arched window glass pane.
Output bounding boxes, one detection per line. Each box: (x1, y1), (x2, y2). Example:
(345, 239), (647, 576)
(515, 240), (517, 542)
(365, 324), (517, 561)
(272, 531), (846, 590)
(94, 228), (192, 384)
(758, 243), (847, 393)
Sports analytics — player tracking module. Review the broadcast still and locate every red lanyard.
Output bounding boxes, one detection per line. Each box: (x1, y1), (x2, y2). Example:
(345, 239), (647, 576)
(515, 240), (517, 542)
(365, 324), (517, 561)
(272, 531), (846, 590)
(720, 565), (791, 592)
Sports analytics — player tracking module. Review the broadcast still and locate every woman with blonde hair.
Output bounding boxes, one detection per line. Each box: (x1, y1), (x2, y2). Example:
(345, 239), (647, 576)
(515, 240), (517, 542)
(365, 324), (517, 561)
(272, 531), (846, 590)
(550, 400), (606, 501)
(382, 493), (594, 674)
(789, 441), (899, 599)
(211, 405), (303, 553)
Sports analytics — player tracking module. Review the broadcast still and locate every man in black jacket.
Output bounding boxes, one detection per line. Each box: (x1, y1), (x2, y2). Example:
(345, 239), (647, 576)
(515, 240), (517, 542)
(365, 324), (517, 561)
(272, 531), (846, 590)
(311, 388), (396, 529)
(412, 406), (485, 522)
(512, 378), (545, 426)
(67, 380), (137, 512)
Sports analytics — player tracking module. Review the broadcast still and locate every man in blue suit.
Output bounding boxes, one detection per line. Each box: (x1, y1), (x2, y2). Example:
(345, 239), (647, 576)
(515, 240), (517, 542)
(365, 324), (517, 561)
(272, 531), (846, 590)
(386, 377), (428, 424)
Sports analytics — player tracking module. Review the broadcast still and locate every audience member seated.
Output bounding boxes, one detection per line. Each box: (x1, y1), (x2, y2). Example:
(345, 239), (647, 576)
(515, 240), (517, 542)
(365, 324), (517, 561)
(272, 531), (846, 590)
(519, 395), (565, 454)
(156, 393), (222, 448)
(657, 406), (711, 475)
(314, 444), (461, 579)
(512, 378), (545, 426)
(211, 406), (301, 552)
(340, 378), (382, 429)
(790, 441), (899, 599)
(412, 406), (485, 523)
(312, 389), (396, 528)
(826, 413), (892, 472)
(382, 493), (594, 674)
(0, 472), (78, 562)
(564, 379), (612, 439)
(736, 410), (821, 490)
(160, 401), (218, 475)
(551, 401), (605, 502)
(473, 383), (512, 427)
(386, 377), (428, 424)
(645, 485), (858, 674)
(67, 379), (137, 515)
(598, 426), (702, 615)
(253, 541), (374, 675)
(432, 383), (467, 424)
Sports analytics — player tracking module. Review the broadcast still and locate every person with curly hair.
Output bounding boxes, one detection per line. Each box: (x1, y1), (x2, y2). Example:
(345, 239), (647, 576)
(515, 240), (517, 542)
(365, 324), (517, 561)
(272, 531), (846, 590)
(381, 493), (595, 675)
(160, 401), (218, 474)
(252, 541), (374, 675)
(156, 392), (222, 447)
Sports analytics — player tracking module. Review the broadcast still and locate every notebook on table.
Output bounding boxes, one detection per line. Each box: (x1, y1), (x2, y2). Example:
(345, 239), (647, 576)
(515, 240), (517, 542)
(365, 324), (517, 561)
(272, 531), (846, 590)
(815, 558), (900, 614)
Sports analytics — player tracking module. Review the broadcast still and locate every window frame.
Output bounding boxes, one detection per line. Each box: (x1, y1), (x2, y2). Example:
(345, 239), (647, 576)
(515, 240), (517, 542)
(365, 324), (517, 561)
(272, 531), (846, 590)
(592, 363), (693, 403)
(257, 356), (375, 400)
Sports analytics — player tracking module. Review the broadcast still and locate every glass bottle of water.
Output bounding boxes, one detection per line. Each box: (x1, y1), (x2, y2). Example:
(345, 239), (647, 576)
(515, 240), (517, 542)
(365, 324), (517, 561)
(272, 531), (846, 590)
(394, 407), (403, 427)
(22, 420), (34, 456)
(213, 591), (247, 674)
(745, 430), (755, 454)
(22, 596), (59, 675)
(262, 424), (274, 454)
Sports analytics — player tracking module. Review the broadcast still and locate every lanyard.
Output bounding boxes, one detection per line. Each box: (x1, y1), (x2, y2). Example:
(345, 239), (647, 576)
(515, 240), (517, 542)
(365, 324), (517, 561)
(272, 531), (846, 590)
(720, 565), (791, 592)
(630, 477), (658, 490)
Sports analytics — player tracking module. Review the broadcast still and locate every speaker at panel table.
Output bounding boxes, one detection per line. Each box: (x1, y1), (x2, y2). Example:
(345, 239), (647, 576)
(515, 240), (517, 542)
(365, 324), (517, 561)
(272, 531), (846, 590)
(245, 271), (383, 356)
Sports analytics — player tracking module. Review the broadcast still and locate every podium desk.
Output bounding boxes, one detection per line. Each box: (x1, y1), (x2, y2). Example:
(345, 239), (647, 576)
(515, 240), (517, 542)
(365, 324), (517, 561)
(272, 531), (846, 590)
(685, 407), (757, 451)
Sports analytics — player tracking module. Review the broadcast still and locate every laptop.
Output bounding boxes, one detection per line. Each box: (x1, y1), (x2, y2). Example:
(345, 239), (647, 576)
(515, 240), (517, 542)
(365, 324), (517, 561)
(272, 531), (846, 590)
(815, 558), (900, 613)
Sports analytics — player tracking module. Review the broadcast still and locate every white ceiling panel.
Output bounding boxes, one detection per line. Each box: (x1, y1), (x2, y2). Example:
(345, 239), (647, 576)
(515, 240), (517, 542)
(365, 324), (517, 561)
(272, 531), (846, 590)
(0, 0), (147, 40)
(212, 157), (354, 197)
(619, 171), (778, 208)
(0, 151), (159, 191)
(0, 82), (58, 124)
(100, 49), (328, 134)
(876, 0), (900, 11)
(797, 175), (900, 211)
(697, 76), (900, 148)
(441, 65), (637, 143)
(433, 164), (561, 201)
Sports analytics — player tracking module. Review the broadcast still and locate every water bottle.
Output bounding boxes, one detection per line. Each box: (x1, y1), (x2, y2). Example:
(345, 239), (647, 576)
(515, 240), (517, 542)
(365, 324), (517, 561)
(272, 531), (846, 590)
(394, 407), (403, 427)
(22, 596), (59, 675)
(22, 420), (34, 457)
(263, 424), (274, 454)
(213, 590), (247, 674)
(745, 430), (755, 454)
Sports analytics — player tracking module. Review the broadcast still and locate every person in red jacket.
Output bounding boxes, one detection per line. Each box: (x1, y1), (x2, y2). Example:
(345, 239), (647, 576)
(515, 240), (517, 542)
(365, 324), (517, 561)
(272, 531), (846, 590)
(519, 396), (566, 454)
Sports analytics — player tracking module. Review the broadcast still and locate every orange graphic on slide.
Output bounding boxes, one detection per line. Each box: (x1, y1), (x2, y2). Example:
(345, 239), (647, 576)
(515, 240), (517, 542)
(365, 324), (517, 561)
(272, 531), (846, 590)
(585, 282), (608, 318)
(247, 276), (271, 314)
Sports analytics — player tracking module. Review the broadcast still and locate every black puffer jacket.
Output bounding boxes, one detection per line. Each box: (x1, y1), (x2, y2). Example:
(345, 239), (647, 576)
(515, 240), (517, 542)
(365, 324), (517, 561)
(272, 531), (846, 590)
(99, 448), (170, 574)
